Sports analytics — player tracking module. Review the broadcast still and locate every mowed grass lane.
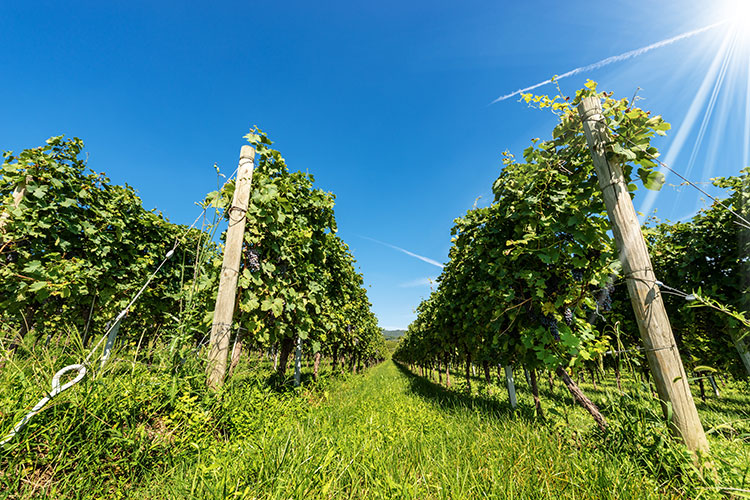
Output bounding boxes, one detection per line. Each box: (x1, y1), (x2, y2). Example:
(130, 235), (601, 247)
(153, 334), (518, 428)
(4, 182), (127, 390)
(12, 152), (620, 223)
(147, 360), (669, 499)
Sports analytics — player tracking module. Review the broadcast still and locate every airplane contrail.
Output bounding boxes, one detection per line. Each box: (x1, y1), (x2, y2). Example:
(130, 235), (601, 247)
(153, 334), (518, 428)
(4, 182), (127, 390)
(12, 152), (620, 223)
(398, 277), (438, 288)
(491, 20), (728, 104)
(360, 236), (445, 268)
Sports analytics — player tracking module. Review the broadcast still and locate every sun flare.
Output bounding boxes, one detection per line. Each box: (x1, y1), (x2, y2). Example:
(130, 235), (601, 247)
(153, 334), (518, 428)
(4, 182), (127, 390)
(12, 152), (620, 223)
(722, 0), (750, 33)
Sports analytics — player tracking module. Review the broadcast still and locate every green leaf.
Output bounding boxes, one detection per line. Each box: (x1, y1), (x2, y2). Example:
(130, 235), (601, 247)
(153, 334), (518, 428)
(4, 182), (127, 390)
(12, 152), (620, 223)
(29, 281), (48, 293)
(642, 170), (665, 191)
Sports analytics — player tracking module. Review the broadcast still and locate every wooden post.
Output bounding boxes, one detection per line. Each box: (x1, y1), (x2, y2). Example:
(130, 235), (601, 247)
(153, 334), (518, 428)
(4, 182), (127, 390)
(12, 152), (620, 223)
(578, 96), (709, 454)
(529, 369), (543, 418)
(730, 331), (750, 376)
(294, 336), (302, 387)
(206, 145), (255, 389)
(228, 328), (244, 378)
(313, 351), (321, 381)
(504, 364), (517, 409)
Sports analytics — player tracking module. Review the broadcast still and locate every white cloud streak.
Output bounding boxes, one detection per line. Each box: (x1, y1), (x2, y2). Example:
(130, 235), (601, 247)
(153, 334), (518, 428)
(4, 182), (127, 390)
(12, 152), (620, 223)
(398, 277), (438, 288)
(491, 21), (728, 104)
(360, 236), (445, 268)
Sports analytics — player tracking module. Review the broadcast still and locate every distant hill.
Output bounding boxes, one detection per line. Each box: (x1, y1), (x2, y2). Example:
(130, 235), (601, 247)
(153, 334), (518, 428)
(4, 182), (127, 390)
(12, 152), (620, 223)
(382, 329), (406, 340)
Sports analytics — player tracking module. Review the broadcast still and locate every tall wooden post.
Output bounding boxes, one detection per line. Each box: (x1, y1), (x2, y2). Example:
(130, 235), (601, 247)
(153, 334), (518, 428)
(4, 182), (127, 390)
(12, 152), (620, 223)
(206, 145), (255, 389)
(578, 97), (709, 454)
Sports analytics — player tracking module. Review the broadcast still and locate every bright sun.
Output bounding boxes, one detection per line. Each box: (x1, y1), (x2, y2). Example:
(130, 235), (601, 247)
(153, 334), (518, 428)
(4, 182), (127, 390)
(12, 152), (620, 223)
(723, 0), (750, 30)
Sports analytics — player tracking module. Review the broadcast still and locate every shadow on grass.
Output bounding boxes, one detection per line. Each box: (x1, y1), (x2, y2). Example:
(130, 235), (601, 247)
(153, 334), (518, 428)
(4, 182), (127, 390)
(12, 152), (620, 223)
(393, 361), (540, 421)
(393, 361), (682, 432)
(261, 363), (375, 394)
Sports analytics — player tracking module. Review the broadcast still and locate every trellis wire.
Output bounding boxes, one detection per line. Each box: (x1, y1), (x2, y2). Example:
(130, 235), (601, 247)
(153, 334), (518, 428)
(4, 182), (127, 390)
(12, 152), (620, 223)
(608, 125), (750, 230)
(1, 164), (244, 447)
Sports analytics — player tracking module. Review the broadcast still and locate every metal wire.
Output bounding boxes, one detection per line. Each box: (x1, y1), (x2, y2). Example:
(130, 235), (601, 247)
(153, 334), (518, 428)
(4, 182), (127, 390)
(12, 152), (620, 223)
(1, 166), (243, 447)
(608, 126), (750, 230)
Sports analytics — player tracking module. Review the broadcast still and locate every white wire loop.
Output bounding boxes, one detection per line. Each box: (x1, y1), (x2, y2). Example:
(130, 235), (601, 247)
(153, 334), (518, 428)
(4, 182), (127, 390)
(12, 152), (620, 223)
(1, 165), (243, 447)
(51, 364), (88, 396)
(0, 364), (88, 446)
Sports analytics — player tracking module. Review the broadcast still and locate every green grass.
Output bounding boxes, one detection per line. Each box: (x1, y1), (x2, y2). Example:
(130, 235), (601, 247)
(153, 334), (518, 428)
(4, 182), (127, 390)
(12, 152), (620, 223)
(140, 361), (746, 499)
(2, 342), (748, 499)
(0, 340), (335, 499)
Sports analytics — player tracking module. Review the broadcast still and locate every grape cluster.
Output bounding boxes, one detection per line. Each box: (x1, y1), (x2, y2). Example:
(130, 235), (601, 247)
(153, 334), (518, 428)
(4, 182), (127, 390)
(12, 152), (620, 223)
(563, 307), (573, 325)
(247, 249), (261, 272)
(596, 284), (615, 312)
(571, 269), (584, 282)
(540, 314), (560, 340)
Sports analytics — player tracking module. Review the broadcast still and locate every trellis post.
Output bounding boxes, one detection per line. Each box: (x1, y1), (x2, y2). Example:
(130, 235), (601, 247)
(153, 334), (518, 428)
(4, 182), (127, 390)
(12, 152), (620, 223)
(294, 336), (302, 387)
(578, 96), (709, 454)
(504, 364), (517, 409)
(206, 145), (255, 389)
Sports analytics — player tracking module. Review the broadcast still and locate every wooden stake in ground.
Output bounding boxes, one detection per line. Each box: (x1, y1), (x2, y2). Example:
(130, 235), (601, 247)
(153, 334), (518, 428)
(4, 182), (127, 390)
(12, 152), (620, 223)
(578, 96), (709, 454)
(294, 336), (302, 387)
(444, 354), (451, 387)
(313, 351), (322, 381)
(504, 365), (517, 409)
(206, 145), (256, 390)
(529, 368), (543, 418)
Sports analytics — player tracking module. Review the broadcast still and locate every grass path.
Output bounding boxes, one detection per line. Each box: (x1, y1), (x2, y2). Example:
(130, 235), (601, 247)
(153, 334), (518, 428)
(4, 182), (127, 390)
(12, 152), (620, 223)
(147, 361), (674, 499)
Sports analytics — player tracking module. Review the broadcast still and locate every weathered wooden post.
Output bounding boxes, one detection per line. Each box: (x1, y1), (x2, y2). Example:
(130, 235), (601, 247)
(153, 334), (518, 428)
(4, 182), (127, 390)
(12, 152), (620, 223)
(578, 96), (709, 454)
(504, 364), (517, 409)
(730, 331), (750, 376)
(206, 145), (255, 389)
(294, 336), (302, 387)
(313, 351), (322, 381)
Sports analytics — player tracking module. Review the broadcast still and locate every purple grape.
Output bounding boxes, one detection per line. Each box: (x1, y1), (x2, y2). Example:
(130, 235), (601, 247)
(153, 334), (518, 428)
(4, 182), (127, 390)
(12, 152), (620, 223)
(563, 308), (573, 325)
(247, 249), (260, 272)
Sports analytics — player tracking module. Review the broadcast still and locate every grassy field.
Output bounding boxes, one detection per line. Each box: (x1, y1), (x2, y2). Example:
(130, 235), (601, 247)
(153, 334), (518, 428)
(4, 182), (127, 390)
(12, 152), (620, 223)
(140, 361), (675, 499)
(1, 346), (748, 499)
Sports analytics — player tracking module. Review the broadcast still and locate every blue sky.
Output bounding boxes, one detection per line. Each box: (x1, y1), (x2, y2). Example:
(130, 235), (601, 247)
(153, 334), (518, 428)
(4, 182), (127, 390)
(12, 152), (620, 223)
(2, 1), (748, 329)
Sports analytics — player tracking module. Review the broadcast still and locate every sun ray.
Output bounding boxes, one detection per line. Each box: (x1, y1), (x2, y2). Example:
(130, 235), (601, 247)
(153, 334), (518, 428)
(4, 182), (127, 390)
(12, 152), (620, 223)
(682, 29), (737, 181)
(693, 62), (740, 211)
(637, 27), (735, 220)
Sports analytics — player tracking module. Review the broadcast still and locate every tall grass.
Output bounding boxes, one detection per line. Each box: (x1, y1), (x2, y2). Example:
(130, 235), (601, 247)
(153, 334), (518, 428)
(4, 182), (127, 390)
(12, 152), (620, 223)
(2, 336), (748, 499)
(141, 361), (746, 499)
(0, 334), (334, 499)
